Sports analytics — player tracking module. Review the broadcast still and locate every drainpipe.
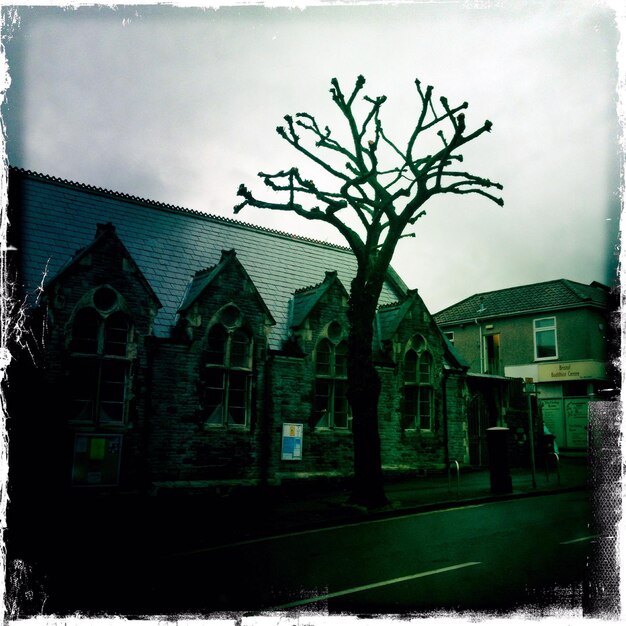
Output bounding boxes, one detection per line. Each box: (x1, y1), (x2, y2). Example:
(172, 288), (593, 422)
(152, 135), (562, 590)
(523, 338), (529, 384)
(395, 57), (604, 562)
(442, 367), (450, 468)
(475, 319), (483, 373)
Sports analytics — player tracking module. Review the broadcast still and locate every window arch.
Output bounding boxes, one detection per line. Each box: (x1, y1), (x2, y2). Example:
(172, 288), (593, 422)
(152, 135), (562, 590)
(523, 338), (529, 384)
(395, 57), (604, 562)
(313, 337), (349, 429)
(402, 337), (434, 431)
(69, 305), (132, 425)
(201, 321), (253, 428)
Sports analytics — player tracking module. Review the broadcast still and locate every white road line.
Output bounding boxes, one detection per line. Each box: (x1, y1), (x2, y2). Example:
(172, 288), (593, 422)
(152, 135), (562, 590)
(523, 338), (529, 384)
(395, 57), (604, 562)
(560, 535), (599, 545)
(273, 561), (482, 610)
(167, 504), (487, 558)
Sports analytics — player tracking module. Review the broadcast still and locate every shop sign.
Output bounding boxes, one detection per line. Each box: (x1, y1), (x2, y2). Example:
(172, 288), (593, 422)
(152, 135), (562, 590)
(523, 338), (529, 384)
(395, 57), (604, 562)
(564, 399), (589, 449)
(539, 398), (565, 448)
(538, 360), (605, 382)
(281, 423), (303, 461)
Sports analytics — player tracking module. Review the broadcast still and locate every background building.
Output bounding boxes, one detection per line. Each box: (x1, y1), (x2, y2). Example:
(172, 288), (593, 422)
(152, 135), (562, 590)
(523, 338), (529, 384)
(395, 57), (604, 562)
(435, 280), (613, 451)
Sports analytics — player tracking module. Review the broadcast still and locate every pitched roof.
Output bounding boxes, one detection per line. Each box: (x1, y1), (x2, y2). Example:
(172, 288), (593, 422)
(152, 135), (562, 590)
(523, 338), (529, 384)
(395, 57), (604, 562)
(434, 278), (610, 325)
(375, 290), (468, 371)
(12, 168), (407, 348)
(178, 249), (275, 324)
(45, 221), (162, 309)
(376, 290), (420, 342)
(290, 271), (348, 329)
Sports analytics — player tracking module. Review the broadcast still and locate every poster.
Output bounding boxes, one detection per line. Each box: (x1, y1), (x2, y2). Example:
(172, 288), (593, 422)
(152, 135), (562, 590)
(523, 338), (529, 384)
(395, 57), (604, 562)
(281, 423), (303, 461)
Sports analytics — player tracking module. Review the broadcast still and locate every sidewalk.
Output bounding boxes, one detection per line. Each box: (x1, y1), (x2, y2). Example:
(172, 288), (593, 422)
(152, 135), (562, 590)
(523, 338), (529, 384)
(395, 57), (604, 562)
(157, 455), (589, 554)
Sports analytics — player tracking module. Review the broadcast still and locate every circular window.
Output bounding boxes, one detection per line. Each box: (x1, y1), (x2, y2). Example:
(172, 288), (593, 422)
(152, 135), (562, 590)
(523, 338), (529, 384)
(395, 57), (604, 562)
(411, 334), (426, 352)
(93, 286), (118, 312)
(327, 321), (343, 342)
(219, 304), (241, 328)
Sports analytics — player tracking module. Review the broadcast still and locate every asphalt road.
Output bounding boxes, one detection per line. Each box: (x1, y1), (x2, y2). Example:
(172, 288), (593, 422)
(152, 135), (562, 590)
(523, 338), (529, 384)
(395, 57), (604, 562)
(135, 491), (594, 616)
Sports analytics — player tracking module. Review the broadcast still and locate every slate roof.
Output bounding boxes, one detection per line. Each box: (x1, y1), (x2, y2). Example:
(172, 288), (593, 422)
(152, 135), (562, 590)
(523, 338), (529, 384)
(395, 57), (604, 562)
(290, 271), (348, 329)
(376, 290), (468, 370)
(434, 279), (610, 325)
(377, 290), (420, 342)
(11, 168), (407, 349)
(178, 249), (275, 324)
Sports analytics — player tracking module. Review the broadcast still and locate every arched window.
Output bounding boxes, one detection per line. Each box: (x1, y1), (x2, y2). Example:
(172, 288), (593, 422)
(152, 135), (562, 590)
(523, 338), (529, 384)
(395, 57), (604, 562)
(69, 304), (131, 425)
(314, 337), (349, 429)
(402, 336), (434, 431)
(201, 322), (253, 428)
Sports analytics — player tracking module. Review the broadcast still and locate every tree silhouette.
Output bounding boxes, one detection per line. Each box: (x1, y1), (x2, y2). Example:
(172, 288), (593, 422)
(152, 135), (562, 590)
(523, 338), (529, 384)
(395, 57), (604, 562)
(236, 76), (503, 507)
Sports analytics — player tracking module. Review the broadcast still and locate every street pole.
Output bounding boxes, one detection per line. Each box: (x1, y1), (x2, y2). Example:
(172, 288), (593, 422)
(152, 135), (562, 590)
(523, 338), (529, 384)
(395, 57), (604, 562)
(526, 380), (537, 489)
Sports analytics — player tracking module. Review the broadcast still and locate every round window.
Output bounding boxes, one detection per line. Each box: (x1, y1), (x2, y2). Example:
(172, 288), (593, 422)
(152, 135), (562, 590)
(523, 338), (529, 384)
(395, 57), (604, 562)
(327, 321), (343, 341)
(93, 286), (118, 312)
(219, 304), (241, 328)
(411, 334), (426, 352)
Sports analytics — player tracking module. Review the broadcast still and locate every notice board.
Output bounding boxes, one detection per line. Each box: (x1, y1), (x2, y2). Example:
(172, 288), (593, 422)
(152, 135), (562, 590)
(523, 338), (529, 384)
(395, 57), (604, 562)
(281, 423), (303, 461)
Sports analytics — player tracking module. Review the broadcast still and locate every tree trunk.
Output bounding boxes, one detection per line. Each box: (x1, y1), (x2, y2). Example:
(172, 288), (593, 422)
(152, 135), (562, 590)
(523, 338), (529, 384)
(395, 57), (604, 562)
(347, 270), (389, 508)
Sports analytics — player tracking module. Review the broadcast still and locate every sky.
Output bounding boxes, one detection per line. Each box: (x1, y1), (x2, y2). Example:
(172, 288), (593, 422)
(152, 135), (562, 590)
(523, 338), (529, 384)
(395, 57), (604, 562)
(0, 0), (622, 314)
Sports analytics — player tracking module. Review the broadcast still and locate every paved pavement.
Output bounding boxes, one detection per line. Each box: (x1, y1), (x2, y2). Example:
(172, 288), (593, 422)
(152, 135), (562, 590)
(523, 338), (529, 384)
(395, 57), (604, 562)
(155, 454), (589, 554)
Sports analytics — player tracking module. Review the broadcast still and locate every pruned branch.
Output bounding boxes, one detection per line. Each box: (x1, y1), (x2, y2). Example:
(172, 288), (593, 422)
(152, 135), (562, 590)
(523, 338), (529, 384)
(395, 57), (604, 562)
(235, 75), (503, 262)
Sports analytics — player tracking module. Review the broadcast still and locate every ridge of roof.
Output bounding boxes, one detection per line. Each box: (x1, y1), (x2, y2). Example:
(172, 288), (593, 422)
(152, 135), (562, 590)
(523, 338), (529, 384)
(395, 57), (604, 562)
(434, 278), (609, 324)
(10, 167), (353, 253)
(294, 271), (336, 295)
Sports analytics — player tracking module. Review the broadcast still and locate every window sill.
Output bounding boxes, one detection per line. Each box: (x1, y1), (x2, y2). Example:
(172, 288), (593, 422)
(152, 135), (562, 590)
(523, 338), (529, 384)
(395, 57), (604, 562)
(313, 428), (352, 435)
(404, 428), (435, 436)
(534, 356), (559, 362)
(68, 421), (131, 432)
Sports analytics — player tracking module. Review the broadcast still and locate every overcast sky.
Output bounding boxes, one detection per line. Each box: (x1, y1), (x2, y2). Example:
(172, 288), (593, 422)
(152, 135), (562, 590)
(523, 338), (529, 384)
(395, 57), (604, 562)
(1, 0), (622, 313)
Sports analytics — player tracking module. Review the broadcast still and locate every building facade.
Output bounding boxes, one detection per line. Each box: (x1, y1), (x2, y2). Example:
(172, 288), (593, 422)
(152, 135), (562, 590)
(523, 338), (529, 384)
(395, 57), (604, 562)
(9, 168), (471, 496)
(435, 280), (613, 451)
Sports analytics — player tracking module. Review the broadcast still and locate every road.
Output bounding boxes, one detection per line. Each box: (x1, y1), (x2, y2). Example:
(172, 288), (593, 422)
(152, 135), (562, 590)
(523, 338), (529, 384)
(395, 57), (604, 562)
(133, 491), (593, 615)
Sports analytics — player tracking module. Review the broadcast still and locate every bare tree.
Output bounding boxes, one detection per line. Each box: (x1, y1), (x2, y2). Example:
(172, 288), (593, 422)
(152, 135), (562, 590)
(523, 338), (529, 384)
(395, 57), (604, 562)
(235, 76), (503, 507)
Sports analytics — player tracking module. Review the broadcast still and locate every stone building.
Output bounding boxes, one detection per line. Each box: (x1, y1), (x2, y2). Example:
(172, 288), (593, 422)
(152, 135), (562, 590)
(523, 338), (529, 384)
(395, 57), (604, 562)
(9, 168), (470, 495)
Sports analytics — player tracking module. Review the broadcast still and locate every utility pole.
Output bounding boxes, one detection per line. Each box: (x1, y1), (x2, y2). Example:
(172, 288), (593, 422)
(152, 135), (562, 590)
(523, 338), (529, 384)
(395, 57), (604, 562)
(524, 378), (537, 489)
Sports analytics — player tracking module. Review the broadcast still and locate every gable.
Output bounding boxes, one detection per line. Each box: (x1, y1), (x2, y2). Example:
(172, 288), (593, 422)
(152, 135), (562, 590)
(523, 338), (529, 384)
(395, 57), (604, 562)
(44, 222), (161, 310)
(13, 168), (408, 349)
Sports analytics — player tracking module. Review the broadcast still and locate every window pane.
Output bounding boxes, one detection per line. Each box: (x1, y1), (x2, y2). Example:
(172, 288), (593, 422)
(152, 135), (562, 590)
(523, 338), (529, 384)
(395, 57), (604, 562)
(536, 329), (556, 358)
(205, 325), (227, 365)
(334, 380), (349, 428)
(535, 318), (555, 329)
(72, 309), (100, 354)
(314, 379), (331, 427)
(335, 342), (348, 378)
(419, 352), (432, 384)
(69, 358), (98, 420)
(203, 369), (225, 424)
(104, 313), (129, 356)
(230, 329), (251, 368)
(100, 360), (127, 422)
(228, 371), (249, 426)
(316, 340), (332, 376)
(404, 350), (417, 383)
(403, 385), (417, 427)
(419, 388), (433, 430)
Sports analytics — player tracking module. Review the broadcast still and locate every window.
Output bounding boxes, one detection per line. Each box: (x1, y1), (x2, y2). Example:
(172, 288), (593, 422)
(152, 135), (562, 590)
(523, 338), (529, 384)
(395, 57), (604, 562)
(201, 320), (253, 428)
(443, 331), (454, 345)
(69, 301), (132, 425)
(314, 338), (349, 429)
(483, 333), (501, 375)
(402, 336), (434, 431)
(534, 317), (558, 360)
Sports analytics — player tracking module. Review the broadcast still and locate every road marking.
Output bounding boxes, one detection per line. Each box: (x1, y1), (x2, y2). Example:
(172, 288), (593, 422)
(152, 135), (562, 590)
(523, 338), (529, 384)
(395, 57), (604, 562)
(167, 504), (487, 558)
(273, 561), (482, 610)
(560, 535), (599, 545)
